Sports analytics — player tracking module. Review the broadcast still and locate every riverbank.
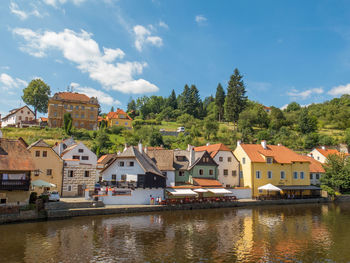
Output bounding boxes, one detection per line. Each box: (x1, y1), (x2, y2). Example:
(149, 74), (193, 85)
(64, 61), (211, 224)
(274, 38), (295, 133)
(0, 197), (330, 224)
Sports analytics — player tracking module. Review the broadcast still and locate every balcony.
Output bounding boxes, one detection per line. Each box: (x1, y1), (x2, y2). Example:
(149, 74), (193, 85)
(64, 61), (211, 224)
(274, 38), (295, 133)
(0, 180), (30, 191)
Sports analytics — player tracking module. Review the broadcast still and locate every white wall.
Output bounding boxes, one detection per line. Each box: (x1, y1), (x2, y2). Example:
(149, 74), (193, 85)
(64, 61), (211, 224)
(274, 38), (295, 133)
(101, 188), (164, 205)
(214, 151), (240, 187)
(310, 149), (327, 163)
(227, 188), (252, 199)
(62, 142), (97, 166)
(1, 106), (35, 127)
(166, 171), (175, 187)
(101, 157), (144, 181)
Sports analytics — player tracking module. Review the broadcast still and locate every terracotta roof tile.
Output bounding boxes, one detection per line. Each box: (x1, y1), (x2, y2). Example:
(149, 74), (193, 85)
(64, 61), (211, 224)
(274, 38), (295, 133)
(193, 178), (223, 187)
(54, 92), (90, 102)
(194, 143), (232, 158)
(302, 156), (325, 173)
(106, 109), (133, 121)
(316, 148), (349, 157)
(240, 144), (309, 164)
(147, 149), (175, 171)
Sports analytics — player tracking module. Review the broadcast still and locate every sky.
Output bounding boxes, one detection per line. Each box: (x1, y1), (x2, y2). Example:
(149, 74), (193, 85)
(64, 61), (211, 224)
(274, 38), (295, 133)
(2, 0), (350, 116)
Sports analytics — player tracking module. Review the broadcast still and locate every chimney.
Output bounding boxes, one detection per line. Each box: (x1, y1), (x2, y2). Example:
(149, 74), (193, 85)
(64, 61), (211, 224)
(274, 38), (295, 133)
(277, 143), (282, 146)
(187, 144), (192, 151)
(237, 140), (241, 147)
(321, 146), (326, 150)
(123, 143), (128, 152)
(58, 142), (63, 156)
(206, 142), (210, 146)
(261, 140), (267, 149)
(138, 142), (143, 153)
(189, 146), (195, 166)
(144, 146), (148, 154)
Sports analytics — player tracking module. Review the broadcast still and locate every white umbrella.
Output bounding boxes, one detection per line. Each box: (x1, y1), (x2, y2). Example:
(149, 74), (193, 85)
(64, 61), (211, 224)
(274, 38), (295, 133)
(31, 179), (56, 188)
(258, 183), (281, 191)
(193, 188), (208, 193)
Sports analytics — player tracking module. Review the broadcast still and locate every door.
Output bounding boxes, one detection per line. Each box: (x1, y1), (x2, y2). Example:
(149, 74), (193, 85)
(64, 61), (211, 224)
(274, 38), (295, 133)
(77, 185), (84, 197)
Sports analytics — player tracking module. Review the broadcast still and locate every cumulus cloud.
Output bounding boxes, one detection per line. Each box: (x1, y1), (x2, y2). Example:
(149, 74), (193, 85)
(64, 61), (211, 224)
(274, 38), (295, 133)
(287, 87), (324, 100)
(328, 83), (350, 96)
(9, 2), (41, 20)
(159, 21), (169, 29)
(195, 15), (207, 25)
(42, 0), (86, 8)
(70, 82), (121, 106)
(133, 25), (163, 52)
(0, 73), (27, 90)
(13, 28), (159, 94)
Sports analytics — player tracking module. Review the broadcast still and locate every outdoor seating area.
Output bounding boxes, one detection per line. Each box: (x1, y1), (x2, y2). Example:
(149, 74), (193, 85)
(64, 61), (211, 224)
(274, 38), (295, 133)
(164, 196), (237, 205)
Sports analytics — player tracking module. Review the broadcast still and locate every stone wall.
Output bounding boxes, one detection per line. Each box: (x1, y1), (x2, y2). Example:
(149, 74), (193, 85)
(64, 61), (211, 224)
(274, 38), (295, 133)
(62, 166), (96, 197)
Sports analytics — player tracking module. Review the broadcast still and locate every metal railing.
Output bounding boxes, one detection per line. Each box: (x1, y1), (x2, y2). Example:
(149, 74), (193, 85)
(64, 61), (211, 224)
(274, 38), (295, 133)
(0, 180), (30, 191)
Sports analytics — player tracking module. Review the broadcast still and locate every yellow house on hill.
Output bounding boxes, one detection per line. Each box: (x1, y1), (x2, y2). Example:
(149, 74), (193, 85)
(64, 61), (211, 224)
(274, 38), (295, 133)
(234, 141), (319, 198)
(106, 108), (133, 129)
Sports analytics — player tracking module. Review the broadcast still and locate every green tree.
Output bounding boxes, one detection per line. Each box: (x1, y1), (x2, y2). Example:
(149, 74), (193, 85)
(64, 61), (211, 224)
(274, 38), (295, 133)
(298, 108), (318, 134)
(22, 79), (51, 120)
(215, 83), (225, 121)
(168, 89), (178, 110)
(285, 102), (301, 112)
(63, 113), (73, 135)
(127, 99), (137, 112)
(224, 68), (247, 128)
(110, 106), (115, 112)
(178, 84), (191, 114)
(149, 130), (164, 147)
(269, 106), (286, 130)
(189, 85), (202, 118)
(204, 115), (219, 140)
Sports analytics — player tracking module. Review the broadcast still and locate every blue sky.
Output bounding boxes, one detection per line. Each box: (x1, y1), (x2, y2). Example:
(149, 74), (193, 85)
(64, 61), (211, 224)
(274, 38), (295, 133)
(1, 0), (350, 116)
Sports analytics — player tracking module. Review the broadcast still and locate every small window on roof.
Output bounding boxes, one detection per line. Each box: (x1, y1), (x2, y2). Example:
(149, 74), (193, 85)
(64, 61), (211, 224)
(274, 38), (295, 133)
(266, 157), (273, 164)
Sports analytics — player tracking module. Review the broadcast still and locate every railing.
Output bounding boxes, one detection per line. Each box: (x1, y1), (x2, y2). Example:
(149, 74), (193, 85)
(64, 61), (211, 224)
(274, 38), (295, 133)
(0, 180), (30, 191)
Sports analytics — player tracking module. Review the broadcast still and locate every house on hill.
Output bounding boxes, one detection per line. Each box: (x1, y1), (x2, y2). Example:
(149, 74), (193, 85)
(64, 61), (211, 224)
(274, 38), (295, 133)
(106, 108), (133, 130)
(0, 137), (35, 205)
(194, 143), (240, 188)
(1, 106), (35, 128)
(309, 146), (349, 163)
(302, 155), (325, 186)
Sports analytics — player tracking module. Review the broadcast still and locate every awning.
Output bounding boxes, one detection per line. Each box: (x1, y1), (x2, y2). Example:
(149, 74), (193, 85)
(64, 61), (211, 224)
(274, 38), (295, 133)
(207, 188), (232, 195)
(258, 183), (282, 192)
(279, 185), (321, 191)
(31, 180), (56, 188)
(193, 188), (208, 193)
(166, 188), (198, 196)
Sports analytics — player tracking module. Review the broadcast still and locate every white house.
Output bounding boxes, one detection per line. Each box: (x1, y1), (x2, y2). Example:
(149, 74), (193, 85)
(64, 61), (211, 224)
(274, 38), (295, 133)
(54, 139), (98, 197)
(309, 146), (349, 163)
(194, 143), (240, 188)
(1, 106), (35, 128)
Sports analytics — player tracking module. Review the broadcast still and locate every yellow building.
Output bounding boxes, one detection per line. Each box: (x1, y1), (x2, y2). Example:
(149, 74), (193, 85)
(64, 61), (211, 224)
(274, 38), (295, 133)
(27, 139), (64, 195)
(234, 141), (318, 198)
(48, 92), (99, 130)
(106, 108), (133, 130)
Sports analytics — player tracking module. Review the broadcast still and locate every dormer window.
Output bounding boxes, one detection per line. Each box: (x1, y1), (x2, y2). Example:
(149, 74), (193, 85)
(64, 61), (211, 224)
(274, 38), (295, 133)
(266, 157), (273, 164)
(176, 156), (186, 161)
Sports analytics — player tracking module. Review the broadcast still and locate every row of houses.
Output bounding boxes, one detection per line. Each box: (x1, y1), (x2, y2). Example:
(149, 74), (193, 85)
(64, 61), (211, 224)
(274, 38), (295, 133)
(0, 128), (343, 206)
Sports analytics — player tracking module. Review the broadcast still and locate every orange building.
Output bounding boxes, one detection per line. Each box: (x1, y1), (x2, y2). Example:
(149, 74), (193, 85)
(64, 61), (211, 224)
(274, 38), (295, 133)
(106, 108), (133, 129)
(47, 92), (99, 130)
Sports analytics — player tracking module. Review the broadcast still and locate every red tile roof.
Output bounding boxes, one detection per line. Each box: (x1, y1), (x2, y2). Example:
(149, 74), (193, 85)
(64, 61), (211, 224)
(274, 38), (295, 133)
(316, 148), (349, 157)
(40, 117), (48, 122)
(54, 92), (90, 102)
(240, 144), (309, 164)
(194, 143), (232, 158)
(107, 109), (133, 120)
(302, 156), (325, 173)
(193, 178), (223, 187)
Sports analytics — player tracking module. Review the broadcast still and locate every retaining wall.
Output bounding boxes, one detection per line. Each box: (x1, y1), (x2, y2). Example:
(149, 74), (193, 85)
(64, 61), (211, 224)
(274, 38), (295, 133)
(100, 189), (164, 205)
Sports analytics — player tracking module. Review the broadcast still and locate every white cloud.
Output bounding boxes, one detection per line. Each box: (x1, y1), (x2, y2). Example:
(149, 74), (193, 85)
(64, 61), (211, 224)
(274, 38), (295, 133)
(13, 28), (159, 94)
(0, 73), (27, 90)
(159, 21), (169, 29)
(1, 66), (10, 70)
(195, 15), (207, 25)
(287, 87), (324, 100)
(280, 104), (288, 110)
(133, 25), (163, 52)
(328, 83), (350, 96)
(42, 0), (86, 8)
(9, 2), (41, 20)
(71, 83), (121, 106)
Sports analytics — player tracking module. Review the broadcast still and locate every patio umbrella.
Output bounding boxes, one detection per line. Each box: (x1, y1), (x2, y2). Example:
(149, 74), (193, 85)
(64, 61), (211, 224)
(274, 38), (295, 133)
(193, 188), (208, 193)
(258, 184), (281, 197)
(31, 179), (56, 188)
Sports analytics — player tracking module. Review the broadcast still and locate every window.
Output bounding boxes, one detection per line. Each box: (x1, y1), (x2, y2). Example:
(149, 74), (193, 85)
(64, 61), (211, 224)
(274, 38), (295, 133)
(80, 122), (84, 127)
(68, 185), (72, 191)
(179, 171), (184, 176)
(47, 169), (52, 176)
(81, 106), (85, 110)
(90, 114), (94, 120)
(219, 157), (223, 162)
(116, 121), (119, 124)
(224, 169), (228, 176)
(90, 107), (94, 110)
(54, 104), (57, 108)
(75, 106), (79, 110)
(129, 161), (134, 167)
(19, 116), (22, 120)
(176, 156), (186, 161)
(121, 174), (127, 181)
(70, 105), (73, 110)
(81, 113), (85, 119)
(125, 122), (128, 125)
(75, 113), (79, 118)
(34, 169), (40, 176)
(256, 171), (261, 179)
(267, 171), (272, 179)
(35, 151), (40, 157)
(119, 161), (124, 167)
(242, 157), (246, 164)
(78, 149), (84, 153)
(73, 155), (80, 160)
(112, 174), (116, 180)
(84, 171), (90, 177)
(280, 171), (285, 179)
(228, 157), (232, 162)
(199, 169), (204, 175)
(232, 170), (237, 176)
(310, 174), (313, 180)
(82, 156), (89, 160)
(53, 120), (57, 126)
(317, 156), (320, 160)
(43, 151), (47, 157)
(75, 122), (79, 126)
(54, 112), (57, 117)
(64, 104), (68, 109)
(293, 172), (298, 179)
(316, 174), (320, 179)
(68, 171), (74, 177)
(209, 169), (213, 175)
(300, 171), (304, 179)
(21, 110), (23, 113)
(239, 171), (243, 178)
(266, 157), (273, 164)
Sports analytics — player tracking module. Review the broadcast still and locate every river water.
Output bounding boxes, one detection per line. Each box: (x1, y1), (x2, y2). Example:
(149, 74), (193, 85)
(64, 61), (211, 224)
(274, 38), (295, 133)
(1, 203), (350, 263)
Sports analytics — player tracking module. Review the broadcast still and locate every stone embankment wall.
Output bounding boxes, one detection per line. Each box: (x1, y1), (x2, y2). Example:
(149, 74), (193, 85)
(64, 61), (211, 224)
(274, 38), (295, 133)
(0, 210), (46, 224)
(335, 195), (350, 202)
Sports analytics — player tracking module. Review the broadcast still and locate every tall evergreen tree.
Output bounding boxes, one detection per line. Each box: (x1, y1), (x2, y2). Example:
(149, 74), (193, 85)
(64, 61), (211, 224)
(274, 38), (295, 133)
(127, 99), (136, 112)
(215, 83), (225, 121)
(224, 68), (247, 128)
(178, 84), (191, 114)
(168, 89), (178, 109)
(189, 84), (202, 118)
(110, 106), (114, 112)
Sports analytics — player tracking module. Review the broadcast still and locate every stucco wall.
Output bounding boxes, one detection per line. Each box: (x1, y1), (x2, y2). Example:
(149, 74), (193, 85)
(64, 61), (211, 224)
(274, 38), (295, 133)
(100, 188), (164, 205)
(214, 151), (240, 187)
(227, 188), (252, 199)
(166, 171), (175, 187)
(101, 157), (144, 182)
(0, 191), (30, 206)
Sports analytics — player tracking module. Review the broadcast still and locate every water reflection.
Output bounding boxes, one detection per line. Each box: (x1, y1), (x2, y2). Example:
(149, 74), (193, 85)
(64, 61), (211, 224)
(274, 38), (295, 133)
(1, 203), (350, 262)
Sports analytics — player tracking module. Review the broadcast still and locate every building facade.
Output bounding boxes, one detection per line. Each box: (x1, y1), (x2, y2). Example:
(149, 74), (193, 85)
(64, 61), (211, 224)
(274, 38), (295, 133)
(27, 139), (64, 195)
(106, 108), (133, 130)
(48, 92), (99, 130)
(1, 106), (35, 128)
(303, 155), (325, 186)
(309, 147), (349, 163)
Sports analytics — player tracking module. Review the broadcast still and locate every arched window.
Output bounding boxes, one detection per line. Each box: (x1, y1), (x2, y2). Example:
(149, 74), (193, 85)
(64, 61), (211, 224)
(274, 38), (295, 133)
(199, 169), (203, 175)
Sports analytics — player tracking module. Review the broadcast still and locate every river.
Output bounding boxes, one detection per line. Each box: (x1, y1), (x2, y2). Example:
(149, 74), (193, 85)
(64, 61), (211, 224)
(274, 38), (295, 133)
(1, 203), (350, 262)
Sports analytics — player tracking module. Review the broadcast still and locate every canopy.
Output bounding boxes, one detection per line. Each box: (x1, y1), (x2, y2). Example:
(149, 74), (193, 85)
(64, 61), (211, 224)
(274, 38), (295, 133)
(193, 188), (208, 193)
(258, 184), (281, 192)
(31, 180), (56, 188)
(207, 188), (232, 195)
(166, 188), (198, 196)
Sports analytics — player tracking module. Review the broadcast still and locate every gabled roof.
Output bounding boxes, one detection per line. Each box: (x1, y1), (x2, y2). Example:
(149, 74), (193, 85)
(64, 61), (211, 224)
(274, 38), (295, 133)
(97, 154), (117, 165)
(314, 148), (349, 158)
(302, 156), (325, 173)
(174, 150), (217, 170)
(27, 139), (50, 149)
(194, 143), (232, 158)
(40, 117), (48, 122)
(0, 138), (35, 171)
(239, 144), (309, 164)
(52, 92), (90, 102)
(193, 178), (223, 187)
(106, 108), (133, 121)
(147, 149), (175, 171)
(60, 144), (78, 157)
(1, 105), (34, 120)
